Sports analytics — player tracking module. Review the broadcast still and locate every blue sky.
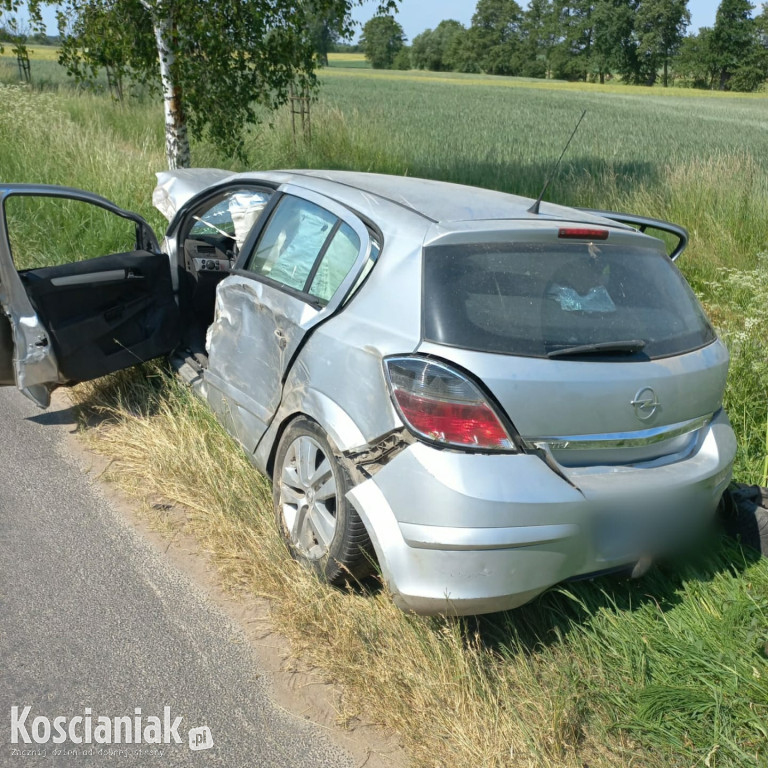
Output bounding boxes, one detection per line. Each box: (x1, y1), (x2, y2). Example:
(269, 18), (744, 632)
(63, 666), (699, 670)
(351, 0), (722, 41)
(25, 1), (725, 41)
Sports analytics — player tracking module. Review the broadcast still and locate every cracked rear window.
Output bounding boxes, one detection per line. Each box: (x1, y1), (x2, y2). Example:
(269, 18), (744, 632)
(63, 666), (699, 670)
(422, 241), (716, 359)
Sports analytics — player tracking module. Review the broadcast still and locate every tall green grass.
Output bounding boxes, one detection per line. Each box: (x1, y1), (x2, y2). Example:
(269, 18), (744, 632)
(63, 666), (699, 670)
(1, 74), (767, 767)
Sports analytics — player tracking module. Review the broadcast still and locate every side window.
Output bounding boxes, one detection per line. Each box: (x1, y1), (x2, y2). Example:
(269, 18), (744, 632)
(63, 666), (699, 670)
(187, 188), (271, 253)
(308, 223), (361, 305)
(245, 196), (337, 292)
(4, 197), (139, 271)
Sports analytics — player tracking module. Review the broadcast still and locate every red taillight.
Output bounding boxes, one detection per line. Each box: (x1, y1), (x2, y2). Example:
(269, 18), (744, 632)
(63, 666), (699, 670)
(392, 390), (511, 449)
(384, 357), (516, 452)
(558, 227), (609, 240)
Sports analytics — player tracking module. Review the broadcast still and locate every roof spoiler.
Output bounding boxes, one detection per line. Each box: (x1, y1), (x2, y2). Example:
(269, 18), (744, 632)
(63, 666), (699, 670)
(577, 208), (689, 261)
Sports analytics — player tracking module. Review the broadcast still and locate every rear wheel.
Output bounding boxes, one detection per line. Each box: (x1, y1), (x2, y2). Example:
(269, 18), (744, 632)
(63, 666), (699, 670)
(273, 417), (374, 584)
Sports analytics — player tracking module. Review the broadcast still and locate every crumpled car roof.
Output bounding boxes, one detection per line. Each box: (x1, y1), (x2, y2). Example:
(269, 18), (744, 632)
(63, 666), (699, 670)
(153, 168), (624, 229)
(153, 168), (235, 221)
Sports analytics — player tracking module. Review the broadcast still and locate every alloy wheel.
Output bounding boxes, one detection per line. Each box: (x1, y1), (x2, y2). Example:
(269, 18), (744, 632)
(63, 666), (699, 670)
(279, 435), (338, 560)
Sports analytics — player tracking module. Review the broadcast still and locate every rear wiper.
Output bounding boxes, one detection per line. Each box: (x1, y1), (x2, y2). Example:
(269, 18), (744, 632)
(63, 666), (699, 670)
(547, 339), (646, 359)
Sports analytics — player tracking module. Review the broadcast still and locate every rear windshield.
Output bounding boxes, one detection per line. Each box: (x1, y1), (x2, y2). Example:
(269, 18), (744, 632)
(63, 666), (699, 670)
(423, 241), (716, 359)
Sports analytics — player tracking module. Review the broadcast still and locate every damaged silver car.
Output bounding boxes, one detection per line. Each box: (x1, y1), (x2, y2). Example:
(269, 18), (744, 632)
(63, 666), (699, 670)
(0, 171), (736, 615)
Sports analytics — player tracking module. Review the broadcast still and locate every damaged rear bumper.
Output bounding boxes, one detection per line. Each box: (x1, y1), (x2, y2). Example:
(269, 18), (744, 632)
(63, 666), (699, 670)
(346, 411), (736, 616)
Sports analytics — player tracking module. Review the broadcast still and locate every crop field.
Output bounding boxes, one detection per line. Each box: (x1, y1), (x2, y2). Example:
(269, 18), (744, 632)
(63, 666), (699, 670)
(0, 42), (59, 60)
(327, 51), (370, 68)
(1, 60), (767, 768)
(325, 62), (768, 97)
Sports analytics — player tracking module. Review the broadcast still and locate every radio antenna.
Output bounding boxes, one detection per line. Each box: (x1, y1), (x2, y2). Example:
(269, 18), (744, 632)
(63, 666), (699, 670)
(528, 109), (586, 215)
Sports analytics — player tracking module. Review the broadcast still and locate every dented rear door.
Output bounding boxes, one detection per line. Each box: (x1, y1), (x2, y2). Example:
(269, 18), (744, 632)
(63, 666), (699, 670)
(203, 185), (372, 454)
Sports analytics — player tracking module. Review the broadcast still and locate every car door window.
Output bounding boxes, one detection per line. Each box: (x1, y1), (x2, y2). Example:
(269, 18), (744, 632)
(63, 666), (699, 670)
(0, 188), (177, 403)
(245, 196), (337, 292)
(307, 222), (361, 305)
(4, 196), (139, 270)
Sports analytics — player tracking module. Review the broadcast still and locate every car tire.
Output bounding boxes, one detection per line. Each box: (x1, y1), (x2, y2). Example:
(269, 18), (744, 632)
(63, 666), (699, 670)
(273, 417), (374, 584)
(720, 484), (768, 558)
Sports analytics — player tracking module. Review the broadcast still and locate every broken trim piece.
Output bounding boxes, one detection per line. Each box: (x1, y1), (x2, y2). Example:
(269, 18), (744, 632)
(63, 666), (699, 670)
(343, 429), (415, 479)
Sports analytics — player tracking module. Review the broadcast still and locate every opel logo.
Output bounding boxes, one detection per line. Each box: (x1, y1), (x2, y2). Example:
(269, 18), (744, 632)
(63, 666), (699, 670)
(631, 387), (659, 420)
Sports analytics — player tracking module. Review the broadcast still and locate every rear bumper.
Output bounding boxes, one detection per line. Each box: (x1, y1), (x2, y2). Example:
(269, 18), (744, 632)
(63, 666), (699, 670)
(347, 410), (736, 615)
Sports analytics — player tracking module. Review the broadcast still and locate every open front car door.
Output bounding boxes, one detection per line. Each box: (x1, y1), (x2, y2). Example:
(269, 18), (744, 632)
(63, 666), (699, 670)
(0, 185), (180, 407)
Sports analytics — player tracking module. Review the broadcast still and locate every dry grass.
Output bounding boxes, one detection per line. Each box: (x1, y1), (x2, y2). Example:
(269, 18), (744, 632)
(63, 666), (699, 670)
(66, 369), (627, 768)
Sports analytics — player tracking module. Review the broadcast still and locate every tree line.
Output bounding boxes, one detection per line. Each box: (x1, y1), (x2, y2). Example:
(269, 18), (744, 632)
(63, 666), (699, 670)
(361, 0), (768, 92)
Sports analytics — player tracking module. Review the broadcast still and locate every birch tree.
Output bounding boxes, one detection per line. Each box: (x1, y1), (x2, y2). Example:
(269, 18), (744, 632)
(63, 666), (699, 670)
(14, 0), (399, 169)
(146, 5), (188, 169)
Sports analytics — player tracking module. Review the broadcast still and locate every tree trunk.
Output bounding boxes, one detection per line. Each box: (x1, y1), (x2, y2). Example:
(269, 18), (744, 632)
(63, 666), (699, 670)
(152, 15), (190, 169)
(663, 59), (668, 88)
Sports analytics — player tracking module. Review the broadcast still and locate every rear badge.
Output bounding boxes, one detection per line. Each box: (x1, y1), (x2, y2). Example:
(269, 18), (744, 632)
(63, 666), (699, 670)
(631, 387), (659, 421)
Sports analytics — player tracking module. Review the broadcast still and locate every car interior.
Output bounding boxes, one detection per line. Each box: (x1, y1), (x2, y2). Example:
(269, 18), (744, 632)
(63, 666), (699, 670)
(176, 187), (273, 361)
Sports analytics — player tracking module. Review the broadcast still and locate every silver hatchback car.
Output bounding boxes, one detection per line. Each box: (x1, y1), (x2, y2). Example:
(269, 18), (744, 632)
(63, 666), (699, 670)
(0, 170), (736, 615)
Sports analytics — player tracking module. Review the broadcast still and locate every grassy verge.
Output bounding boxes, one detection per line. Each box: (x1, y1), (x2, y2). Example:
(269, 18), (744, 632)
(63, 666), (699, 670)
(1, 76), (767, 767)
(69, 364), (768, 768)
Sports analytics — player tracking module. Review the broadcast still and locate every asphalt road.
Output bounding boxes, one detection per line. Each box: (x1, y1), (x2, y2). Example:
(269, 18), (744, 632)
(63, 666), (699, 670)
(0, 386), (355, 767)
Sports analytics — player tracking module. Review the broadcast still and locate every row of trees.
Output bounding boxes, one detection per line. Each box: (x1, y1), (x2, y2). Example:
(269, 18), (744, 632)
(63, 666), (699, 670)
(361, 0), (768, 91)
